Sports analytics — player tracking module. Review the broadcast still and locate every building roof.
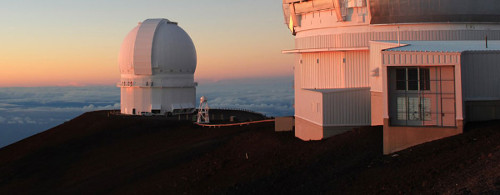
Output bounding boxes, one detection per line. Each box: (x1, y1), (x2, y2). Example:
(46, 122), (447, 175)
(384, 41), (500, 53)
(118, 18), (197, 75)
(306, 87), (370, 93)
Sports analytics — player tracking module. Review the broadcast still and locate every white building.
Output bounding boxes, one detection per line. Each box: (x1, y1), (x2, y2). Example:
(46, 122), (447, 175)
(282, 0), (500, 154)
(118, 18), (197, 116)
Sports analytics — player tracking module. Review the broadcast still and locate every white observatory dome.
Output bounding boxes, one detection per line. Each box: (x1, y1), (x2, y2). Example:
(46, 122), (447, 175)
(118, 18), (197, 116)
(118, 18), (197, 75)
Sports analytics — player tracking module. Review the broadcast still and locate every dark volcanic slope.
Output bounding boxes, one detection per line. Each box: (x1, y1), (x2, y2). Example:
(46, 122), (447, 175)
(0, 111), (499, 194)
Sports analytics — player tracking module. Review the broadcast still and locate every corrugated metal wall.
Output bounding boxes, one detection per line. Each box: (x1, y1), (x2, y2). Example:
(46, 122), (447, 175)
(323, 88), (371, 125)
(345, 51), (370, 88)
(295, 89), (324, 124)
(461, 52), (500, 101)
(300, 52), (344, 89)
(296, 30), (500, 49)
(299, 51), (369, 89)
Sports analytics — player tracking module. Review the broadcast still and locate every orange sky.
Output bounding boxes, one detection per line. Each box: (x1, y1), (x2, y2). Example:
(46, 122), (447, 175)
(0, 1), (294, 87)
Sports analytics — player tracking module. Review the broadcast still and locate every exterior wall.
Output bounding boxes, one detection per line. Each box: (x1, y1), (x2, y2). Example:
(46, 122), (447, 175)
(296, 26), (500, 49)
(296, 116), (358, 141)
(345, 51), (370, 88)
(381, 51), (463, 121)
(465, 101), (500, 122)
(120, 87), (195, 115)
(370, 91), (383, 125)
(369, 41), (401, 125)
(295, 87), (370, 140)
(294, 50), (370, 140)
(381, 50), (464, 154)
(461, 52), (500, 101)
(461, 52), (500, 121)
(369, 41), (400, 92)
(121, 87), (132, 114)
(121, 87), (152, 115)
(299, 51), (369, 89)
(159, 87), (196, 113)
(383, 119), (463, 154)
(323, 88), (371, 126)
(295, 116), (324, 141)
(295, 89), (323, 125)
(119, 73), (196, 115)
(300, 52), (345, 89)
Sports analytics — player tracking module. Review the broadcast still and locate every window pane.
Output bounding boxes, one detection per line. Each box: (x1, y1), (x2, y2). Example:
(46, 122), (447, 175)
(420, 68), (430, 90)
(408, 97), (421, 120)
(397, 97), (407, 120)
(422, 98), (431, 121)
(396, 69), (406, 90)
(408, 68), (418, 90)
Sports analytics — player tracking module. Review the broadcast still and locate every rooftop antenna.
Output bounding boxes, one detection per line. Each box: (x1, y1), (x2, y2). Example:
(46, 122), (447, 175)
(197, 96), (210, 124)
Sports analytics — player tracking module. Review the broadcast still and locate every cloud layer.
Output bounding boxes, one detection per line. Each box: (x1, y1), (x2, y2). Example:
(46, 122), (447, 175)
(0, 77), (294, 148)
(197, 77), (294, 116)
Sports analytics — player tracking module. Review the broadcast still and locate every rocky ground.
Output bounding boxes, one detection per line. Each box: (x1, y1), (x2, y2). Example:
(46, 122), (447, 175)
(0, 110), (498, 194)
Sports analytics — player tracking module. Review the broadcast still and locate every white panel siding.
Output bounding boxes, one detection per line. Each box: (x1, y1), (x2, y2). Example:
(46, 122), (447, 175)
(299, 51), (369, 89)
(295, 88), (324, 125)
(461, 52), (500, 101)
(345, 51), (370, 88)
(295, 30), (500, 50)
(300, 52), (344, 89)
(322, 88), (371, 126)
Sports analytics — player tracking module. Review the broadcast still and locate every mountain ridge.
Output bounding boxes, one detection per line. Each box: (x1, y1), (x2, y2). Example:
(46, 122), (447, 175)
(0, 110), (498, 194)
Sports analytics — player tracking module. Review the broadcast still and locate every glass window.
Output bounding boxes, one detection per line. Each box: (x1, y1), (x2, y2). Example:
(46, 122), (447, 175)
(397, 97), (407, 120)
(420, 68), (430, 90)
(407, 68), (419, 90)
(389, 66), (455, 127)
(394, 68), (430, 91)
(396, 69), (406, 90)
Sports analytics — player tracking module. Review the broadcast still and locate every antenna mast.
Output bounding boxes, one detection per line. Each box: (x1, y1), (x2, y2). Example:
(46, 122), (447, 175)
(197, 96), (210, 123)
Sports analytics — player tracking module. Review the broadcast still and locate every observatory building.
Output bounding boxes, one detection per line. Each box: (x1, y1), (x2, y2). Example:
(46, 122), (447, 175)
(282, 0), (500, 154)
(118, 18), (197, 116)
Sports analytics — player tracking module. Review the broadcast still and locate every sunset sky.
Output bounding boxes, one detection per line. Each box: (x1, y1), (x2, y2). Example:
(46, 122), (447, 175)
(0, 0), (294, 87)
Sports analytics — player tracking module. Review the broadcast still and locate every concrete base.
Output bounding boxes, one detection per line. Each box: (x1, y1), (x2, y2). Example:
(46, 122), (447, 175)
(383, 118), (463, 154)
(371, 91), (383, 126)
(295, 117), (353, 141)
